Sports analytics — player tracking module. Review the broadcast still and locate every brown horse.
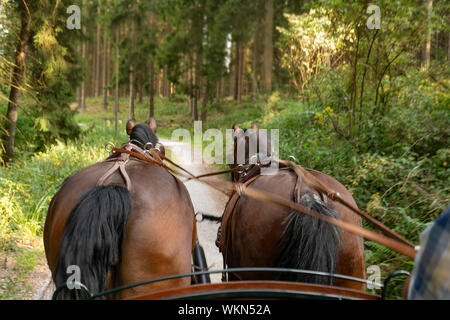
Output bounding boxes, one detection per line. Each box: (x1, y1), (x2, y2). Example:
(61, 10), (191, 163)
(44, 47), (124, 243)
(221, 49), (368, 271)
(219, 124), (366, 291)
(44, 119), (196, 299)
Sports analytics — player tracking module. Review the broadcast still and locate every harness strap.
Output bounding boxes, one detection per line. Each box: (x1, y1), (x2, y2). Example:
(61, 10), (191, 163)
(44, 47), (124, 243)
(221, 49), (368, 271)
(97, 159), (132, 191)
(97, 143), (166, 192)
(219, 175), (260, 281)
(234, 182), (417, 258)
(280, 160), (415, 248)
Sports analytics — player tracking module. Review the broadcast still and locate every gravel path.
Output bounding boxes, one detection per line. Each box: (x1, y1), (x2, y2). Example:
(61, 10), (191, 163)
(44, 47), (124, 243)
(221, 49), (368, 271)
(30, 137), (228, 299)
(159, 138), (228, 283)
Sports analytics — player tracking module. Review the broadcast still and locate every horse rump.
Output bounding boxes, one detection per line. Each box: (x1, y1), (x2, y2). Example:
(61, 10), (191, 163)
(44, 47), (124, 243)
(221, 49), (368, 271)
(275, 192), (340, 285)
(53, 186), (132, 299)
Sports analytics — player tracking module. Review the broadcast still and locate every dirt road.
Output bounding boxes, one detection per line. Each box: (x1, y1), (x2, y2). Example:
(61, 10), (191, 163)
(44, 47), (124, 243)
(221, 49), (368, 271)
(159, 138), (228, 283)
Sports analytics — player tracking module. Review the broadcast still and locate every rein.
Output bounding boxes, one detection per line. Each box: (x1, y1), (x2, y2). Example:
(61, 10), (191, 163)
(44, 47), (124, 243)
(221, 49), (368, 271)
(110, 146), (417, 259)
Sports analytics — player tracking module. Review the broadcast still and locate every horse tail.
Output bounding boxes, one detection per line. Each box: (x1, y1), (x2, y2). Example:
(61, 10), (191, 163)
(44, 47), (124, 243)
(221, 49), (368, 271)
(275, 192), (340, 285)
(54, 186), (132, 299)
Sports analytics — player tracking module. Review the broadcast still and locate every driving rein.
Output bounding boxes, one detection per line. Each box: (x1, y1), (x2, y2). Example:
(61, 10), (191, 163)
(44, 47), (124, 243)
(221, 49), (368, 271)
(100, 146), (417, 259)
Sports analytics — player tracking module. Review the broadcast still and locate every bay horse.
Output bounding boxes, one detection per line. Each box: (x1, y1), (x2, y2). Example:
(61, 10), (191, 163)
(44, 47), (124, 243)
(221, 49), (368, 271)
(44, 119), (196, 299)
(218, 123), (366, 291)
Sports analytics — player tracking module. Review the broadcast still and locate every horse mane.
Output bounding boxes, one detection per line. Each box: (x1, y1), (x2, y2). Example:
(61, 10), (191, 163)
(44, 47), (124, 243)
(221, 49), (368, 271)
(129, 123), (158, 149)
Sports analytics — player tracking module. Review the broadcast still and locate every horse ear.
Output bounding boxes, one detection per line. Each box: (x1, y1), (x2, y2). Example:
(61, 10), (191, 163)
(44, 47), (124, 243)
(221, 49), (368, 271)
(147, 117), (157, 133)
(126, 120), (135, 135)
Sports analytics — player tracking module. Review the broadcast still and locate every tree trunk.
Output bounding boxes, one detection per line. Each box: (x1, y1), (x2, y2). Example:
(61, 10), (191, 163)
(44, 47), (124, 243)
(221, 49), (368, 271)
(187, 58), (194, 119)
(129, 65), (135, 120)
(115, 29), (120, 139)
(105, 38), (110, 97)
(89, 41), (94, 97)
(102, 33), (108, 109)
(252, 16), (261, 100)
(236, 42), (245, 104)
(234, 42), (240, 102)
(201, 82), (211, 123)
(263, 0), (274, 92)
(155, 70), (160, 97)
(192, 53), (201, 121)
(138, 73), (143, 104)
(447, 33), (450, 61)
(80, 16), (87, 112)
(129, 20), (136, 121)
(163, 66), (170, 98)
(148, 61), (155, 119)
(95, 5), (101, 97)
(422, 0), (433, 68)
(229, 42), (235, 98)
(3, 4), (31, 163)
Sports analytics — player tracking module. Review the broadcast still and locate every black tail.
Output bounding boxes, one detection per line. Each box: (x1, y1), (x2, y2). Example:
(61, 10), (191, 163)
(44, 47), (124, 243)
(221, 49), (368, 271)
(54, 186), (132, 299)
(275, 192), (340, 285)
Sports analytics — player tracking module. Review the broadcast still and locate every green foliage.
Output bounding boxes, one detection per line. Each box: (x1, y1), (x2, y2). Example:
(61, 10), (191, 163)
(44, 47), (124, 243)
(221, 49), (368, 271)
(0, 0), (82, 159)
(277, 9), (349, 90)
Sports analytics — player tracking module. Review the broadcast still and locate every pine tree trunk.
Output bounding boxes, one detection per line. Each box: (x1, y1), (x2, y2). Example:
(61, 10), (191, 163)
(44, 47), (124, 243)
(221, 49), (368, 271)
(115, 29), (120, 139)
(3, 4), (30, 163)
(129, 20), (136, 121)
(155, 70), (160, 97)
(89, 41), (94, 97)
(263, 0), (274, 91)
(129, 64), (135, 120)
(193, 53), (201, 121)
(102, 33), (108, 109)
(138, 79), (143, 104)
(81, 38), (87, 112)
(234, 43), (239, 101)
(148, 61), (155, 119)
(201, 82), (210, 123)
(447, 33), (450, 61)
(220, 77), (225, 98)
(252, 17), (261, 100)
(422, 0), (433, 68)
(95, 5), (101, 97)
(229, 48), (235, 98)
(187, 59), (194, 119)
(163, 66), (170, 98)
(236, 42), (244, 104)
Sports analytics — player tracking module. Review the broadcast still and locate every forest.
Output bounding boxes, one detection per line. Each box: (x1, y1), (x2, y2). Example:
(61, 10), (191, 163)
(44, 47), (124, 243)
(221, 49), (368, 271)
(0, 0), (449, 299)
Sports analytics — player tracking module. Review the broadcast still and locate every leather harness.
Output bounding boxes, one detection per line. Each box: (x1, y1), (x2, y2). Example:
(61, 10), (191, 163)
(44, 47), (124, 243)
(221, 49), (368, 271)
(216, 161), (321, 280)
(94, 142), (416, 263)
(96, 142), (165, 192)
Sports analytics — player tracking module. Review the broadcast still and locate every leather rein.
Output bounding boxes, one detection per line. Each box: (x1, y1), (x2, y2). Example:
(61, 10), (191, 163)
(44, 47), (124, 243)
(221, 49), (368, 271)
(107, 146), (417, 259)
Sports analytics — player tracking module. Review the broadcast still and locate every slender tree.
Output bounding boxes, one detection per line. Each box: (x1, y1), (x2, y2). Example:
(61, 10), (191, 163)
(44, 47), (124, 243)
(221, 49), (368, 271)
(263, 0), (274, 91)
(2, 0), (31, 163)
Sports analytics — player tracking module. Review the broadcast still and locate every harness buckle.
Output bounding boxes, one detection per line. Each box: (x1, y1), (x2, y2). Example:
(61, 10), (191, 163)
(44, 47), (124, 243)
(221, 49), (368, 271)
(105, 142), (115, 154)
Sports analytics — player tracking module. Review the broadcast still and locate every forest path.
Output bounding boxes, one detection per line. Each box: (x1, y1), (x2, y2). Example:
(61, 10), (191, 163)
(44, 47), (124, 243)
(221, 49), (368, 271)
(159, 137), (229, 283)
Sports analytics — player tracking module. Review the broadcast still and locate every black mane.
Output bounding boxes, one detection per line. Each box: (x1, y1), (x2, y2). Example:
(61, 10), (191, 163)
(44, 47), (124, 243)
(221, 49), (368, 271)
(129, 123), (158, 149)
